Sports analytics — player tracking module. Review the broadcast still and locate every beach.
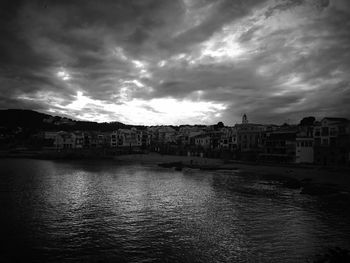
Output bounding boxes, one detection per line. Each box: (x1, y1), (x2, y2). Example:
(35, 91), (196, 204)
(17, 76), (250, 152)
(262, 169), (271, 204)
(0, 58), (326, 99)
(114, 153), (350, 193)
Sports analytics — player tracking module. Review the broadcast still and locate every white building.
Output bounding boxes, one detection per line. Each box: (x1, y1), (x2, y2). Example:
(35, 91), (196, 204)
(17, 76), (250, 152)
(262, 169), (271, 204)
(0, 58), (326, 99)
(296, 137), (314, 163)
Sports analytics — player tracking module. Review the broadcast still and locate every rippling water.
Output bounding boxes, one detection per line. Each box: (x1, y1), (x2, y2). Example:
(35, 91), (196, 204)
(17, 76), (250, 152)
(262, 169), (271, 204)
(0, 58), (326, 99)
(1, 159), (350, 262)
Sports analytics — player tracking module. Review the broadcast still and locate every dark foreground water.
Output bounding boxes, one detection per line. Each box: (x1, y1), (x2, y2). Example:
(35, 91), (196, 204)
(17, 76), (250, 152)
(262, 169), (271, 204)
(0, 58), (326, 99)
(1, 159), (350, 262)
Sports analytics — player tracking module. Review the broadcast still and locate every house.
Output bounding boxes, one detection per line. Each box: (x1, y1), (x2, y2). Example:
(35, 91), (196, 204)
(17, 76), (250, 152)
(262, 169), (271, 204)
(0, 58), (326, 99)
(259, 128), (297, 163)
(44, 131), (59, 140)
(74, 131), (84, 149)
(111, 131), (118, 148)
(209, 131), (223, 149)
(83, 131), (99, 148)
(42, 131), (59, 148)
(194, 134), (211, 149)
(111, 128), (142, 148)
(313, 117), (350, 165)
(188, 131), (204, 146)
(54, 131), (76, 150)
(235, 122), (265, 152)
(220, 127), (237, 150)
(295, 137), (314, 163)
(236, 124), (265, 152)
(158, 126), (177, 144)
(234, 114), (265, 152)
(141, 130), (151, 147)
(177, 126), (204, 146)
(146, 126), (177, 145)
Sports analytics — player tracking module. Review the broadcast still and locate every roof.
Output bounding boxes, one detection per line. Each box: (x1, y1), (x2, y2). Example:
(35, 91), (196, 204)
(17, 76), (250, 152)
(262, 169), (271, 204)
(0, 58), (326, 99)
(235, 123), (264, 127)
(322, 117), (348, 122)
(193, 133), (211, 139)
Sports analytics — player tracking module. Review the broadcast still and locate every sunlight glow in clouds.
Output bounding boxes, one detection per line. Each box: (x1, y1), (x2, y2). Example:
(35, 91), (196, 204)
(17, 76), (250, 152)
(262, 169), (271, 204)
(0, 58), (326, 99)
(66, 91), (89, 110)
(112, 98), (227, 125)
(20, 90), (227, 125)
(56, 69), (71, 81)
(64, 91), (227, 125)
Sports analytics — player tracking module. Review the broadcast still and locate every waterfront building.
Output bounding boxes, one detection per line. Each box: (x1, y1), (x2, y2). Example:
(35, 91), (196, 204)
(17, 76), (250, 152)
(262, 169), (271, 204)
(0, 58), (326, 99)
(295, 137), (314, 163)
(259, 127), (298, 163)
(74, 131), (84, 149)
(194, 134), (211, 149)
(313, 117), (350, 165)
(54, 131), (76, 150)
(295, 123), (314, 164)
(220, 127), (238, 150)
(235, 123), (265, 152)
(111, 128), (142, 148)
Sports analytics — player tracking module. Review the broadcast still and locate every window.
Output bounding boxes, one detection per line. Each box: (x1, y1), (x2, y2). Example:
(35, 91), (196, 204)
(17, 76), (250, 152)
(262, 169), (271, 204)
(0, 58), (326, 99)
(321, 127), (329, 136)
(330, 137), (336, 146)
(330, 128), (337, 136)
(314, 138), (321, 145)
(314, 128), (320, 137)
(322, 139), (328, 145)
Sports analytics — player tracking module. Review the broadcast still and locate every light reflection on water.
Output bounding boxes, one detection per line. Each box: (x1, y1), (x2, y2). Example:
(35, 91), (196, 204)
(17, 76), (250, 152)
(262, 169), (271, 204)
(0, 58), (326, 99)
(1, 159), (350, 262)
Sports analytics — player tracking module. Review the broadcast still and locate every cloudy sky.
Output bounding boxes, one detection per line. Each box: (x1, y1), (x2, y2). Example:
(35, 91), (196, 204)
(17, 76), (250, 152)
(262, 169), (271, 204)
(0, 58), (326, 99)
(0, 0), (349, 125)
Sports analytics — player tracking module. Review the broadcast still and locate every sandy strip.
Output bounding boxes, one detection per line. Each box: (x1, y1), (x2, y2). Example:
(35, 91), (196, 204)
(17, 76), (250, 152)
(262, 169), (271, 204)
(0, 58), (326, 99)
(114, 153), (350, 191)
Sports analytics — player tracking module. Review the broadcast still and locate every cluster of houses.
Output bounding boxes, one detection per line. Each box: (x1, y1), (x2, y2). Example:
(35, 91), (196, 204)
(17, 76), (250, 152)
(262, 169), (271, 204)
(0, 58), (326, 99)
(41, 114), (350, 166)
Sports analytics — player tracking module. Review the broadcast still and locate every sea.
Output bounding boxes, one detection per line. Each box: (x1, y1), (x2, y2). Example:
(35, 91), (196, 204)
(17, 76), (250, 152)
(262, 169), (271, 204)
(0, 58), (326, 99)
(1, 158), (350, 262)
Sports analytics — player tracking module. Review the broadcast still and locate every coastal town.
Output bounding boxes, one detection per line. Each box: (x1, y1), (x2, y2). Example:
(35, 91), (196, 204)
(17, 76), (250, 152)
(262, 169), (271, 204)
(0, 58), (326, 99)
(1, 110), (349, 167)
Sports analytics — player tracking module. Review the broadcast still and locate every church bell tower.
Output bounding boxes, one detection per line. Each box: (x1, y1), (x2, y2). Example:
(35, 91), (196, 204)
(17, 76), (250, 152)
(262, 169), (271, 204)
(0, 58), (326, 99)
(242, 113), (248, 124)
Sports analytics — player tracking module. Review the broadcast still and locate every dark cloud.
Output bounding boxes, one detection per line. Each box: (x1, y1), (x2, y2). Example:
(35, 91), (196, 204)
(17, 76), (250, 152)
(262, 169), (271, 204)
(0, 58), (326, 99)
(264, 0), (304, 18)
(0, 0), (349, 124)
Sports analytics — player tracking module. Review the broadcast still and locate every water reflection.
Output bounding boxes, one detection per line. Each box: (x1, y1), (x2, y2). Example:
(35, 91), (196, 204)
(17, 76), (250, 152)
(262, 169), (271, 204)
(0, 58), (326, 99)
(1, 159), (350, 262)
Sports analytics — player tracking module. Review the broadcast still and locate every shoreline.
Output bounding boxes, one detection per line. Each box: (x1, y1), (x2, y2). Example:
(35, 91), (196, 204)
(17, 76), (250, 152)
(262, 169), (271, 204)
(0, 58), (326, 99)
(114, 153), (350, 193)
(2, 151), (350, 193)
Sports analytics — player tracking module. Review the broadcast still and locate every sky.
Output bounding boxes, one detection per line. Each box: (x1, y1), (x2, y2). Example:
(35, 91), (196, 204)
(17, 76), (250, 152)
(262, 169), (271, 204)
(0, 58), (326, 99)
(0, 0), (349, 125)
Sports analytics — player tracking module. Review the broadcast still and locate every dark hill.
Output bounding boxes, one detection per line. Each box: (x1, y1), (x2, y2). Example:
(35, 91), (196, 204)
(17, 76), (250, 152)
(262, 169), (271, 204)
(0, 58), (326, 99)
(0, 109), (129, 131)
(0, 109), (52, 128)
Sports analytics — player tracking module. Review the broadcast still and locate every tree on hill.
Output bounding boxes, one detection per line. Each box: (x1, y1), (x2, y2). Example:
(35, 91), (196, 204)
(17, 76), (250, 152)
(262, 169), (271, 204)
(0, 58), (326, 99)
(216, 121), (224, 128)
(299, 116), (315, 126)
